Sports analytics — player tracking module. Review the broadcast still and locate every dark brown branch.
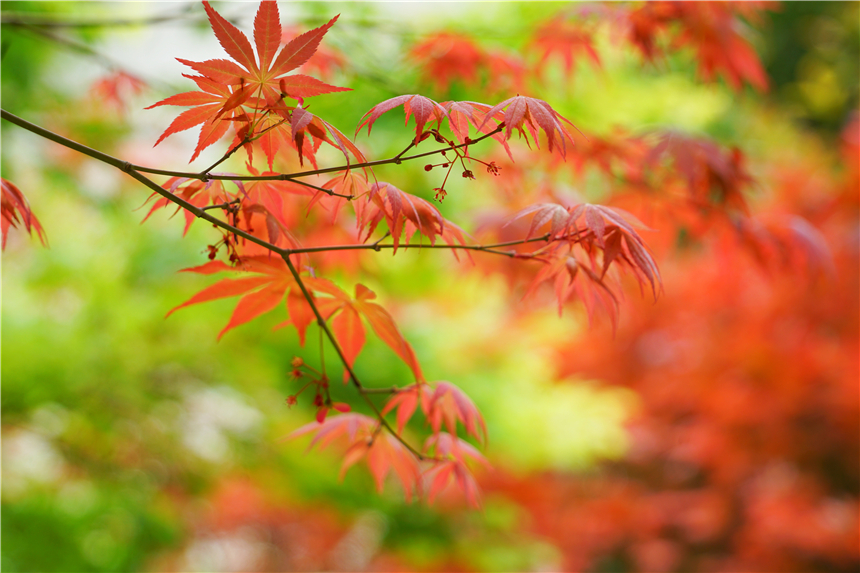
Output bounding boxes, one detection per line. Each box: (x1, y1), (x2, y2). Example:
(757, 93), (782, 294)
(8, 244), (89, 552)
(1, 109), (289, 257)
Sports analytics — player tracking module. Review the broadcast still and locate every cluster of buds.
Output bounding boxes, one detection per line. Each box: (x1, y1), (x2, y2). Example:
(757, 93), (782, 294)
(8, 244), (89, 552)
(418, 130), (497, 203)
(286, 356), (351, 423)
(205, 230), (240, 262)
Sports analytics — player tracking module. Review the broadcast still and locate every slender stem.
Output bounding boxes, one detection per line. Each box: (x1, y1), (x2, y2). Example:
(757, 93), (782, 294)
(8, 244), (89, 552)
(200, 136), (250, 174)
(291, 178), (353, 199)
(127, 124), (506, 182)
(318, 327), (327, 379)
(359, 386), (400, 395)
(201, 199), (240, 211)
(280, 254), (427, 461)
(288, 233), (567, 255)
(392, 139), (416, 161)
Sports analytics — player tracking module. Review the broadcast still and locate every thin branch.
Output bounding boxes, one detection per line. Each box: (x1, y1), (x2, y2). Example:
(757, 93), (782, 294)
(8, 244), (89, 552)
(290, 178), (354, 199)
(358, 386), (400, 395)
(128, 124), (506, 182)
(1, 109), (290, 258)
(1, 8), (199, 29)
(287, 233), (573, 256)
(10, 23), (117, 69)
(201, 199), (240, 211)
(200, 135), (251, 175)
(280, 254), (428, 461)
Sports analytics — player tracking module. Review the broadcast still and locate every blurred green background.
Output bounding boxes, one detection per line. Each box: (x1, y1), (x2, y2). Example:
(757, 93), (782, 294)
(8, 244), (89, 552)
(2, 2), (857, 571)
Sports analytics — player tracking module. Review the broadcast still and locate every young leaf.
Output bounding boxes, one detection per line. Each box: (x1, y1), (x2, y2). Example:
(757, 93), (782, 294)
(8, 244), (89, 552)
(141, 177), (229, 235)
(288, 413), (420, 502)
(422, 433), (489, 508)
(426, 382), (487, 444)
(478, 95), (578, 157)
(1, 178), (47, 250)
(360, 182), (467, 255)
(356, 94), (450, 143)
(381, 384), (431, 435)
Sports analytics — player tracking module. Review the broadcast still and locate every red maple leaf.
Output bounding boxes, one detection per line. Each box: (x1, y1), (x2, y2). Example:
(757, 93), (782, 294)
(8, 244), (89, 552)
(308, 280), (425, 383)
(146, 1), (352, 162)
(478, 95), (579, 158)
(381, 384), (431, 435)
(141, 176), (231, 235)
(1, 178), (47, 250)
(425, 382), (487, 445)
(423, 433), (490, 508)
(356, 94), (450, 144)
(624, 2), (770, 92)
(410, 33), (487, 94)
(509, 202), (661, 323)
(647, 131), (754, 214)
(289, 413), (421, 502)
(530, 20), (601, 79)
(359, 182), (470, 253)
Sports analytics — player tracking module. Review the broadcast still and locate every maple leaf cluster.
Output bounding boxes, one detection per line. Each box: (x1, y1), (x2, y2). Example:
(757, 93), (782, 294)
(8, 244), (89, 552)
(145, 1), (359, 168)
(134, 0), (818, 508)
(469, 115), (860, 572)
(134, 0), (660, 506)
(5, 0), (847, 523)
(625, 1), (771, 91)
(408, 2), (772, 100)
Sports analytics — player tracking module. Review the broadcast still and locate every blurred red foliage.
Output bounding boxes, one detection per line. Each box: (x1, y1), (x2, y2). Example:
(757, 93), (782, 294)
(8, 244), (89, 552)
(483, 118), (860, 572)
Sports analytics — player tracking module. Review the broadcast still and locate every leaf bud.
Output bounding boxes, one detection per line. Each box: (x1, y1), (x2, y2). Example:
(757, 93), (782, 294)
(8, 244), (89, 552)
(315, 407), (328, 424)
